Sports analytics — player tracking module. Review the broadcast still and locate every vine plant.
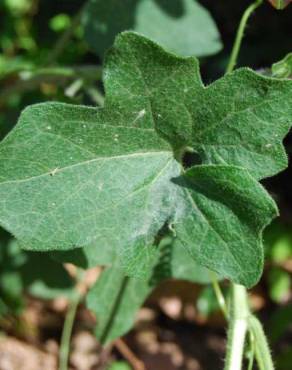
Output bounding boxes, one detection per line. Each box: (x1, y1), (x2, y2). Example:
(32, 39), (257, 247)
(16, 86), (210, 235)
(0, 1), (292, 370)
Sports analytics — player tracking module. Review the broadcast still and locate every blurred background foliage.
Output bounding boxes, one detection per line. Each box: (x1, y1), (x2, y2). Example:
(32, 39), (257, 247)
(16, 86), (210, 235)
(0, 1), (291, 369)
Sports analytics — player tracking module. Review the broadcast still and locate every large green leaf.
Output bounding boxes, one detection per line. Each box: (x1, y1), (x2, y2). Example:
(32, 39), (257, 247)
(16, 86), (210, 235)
(0, 32), (291, 287)
(0, 101), (179, 279)
(83, 0), (222, 58)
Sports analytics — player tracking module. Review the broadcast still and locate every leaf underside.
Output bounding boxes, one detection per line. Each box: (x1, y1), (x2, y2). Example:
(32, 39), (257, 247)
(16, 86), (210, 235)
(86, 235), (212, 344)
(83, 0), (222, 58)
(0, 32), (292, 287)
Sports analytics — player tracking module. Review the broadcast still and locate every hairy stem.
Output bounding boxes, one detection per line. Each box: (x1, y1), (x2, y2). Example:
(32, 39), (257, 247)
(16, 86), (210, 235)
(247, 330), (255, 370)
(226, 0), (263, 74)
(114, 338), (145, 370)
(248, 316), (275, 370)
(59, 269), (84, 370)
(224, 284), (249, 370)
(224, 1), (275, 370)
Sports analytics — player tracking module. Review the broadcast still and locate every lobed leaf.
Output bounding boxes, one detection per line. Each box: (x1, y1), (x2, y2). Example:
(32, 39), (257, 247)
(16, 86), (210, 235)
(104, 32), (292, 180)
(0, 32), (291, 287)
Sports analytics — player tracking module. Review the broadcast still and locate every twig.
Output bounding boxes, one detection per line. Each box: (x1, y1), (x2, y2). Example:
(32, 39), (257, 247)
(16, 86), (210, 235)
(114, 338), (145, 370)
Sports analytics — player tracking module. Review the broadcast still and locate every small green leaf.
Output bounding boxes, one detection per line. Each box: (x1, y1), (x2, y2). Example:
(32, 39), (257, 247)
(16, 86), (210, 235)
(272, 53), (292, 79)
(83, 0), (222, 57)
(268, 0), (292, 9)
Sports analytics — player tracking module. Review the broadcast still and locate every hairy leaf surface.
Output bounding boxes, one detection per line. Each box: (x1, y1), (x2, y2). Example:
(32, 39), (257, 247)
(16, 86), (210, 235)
(0, 32), (291, 286)
(173, 166), (277, 285)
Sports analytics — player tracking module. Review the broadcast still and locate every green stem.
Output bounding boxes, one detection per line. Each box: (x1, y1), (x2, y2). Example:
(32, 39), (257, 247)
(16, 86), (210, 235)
(224, 284), (249, 370)
(247, 330), (255, 370)
(224, 2), (275, 370)
(59, 269), (84, 370)
(248, 316), (275, 370)
(226, 0), (263, 74)
(209, 271), (228, 319)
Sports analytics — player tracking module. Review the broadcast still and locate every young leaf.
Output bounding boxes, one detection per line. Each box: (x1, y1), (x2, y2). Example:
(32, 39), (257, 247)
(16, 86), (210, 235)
(0, 32), (291, 287)
(83, 0), (222, 57)
(272, 53), (292, 79)
(268, 0), (292, 9)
